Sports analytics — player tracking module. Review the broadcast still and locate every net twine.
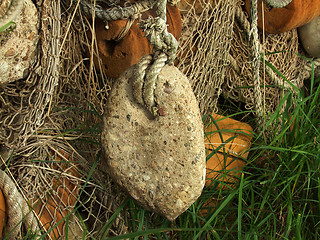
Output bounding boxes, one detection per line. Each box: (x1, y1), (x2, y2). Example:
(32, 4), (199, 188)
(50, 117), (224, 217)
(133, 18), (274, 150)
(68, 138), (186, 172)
(79, 0), (178, 113)
(176, 0), (236, 115)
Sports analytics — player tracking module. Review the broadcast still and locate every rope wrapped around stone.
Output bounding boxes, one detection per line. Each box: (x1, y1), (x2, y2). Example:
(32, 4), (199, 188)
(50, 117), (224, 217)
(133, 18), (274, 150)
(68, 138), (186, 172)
(132, 52), (167, 111)
(264, 0), (292, 8)
(78, 0), (178, 113)
(0, 170), (40, 239)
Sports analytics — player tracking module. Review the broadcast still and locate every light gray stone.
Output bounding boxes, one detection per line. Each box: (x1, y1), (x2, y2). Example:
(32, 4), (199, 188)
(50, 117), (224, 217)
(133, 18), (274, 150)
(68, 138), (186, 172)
(298, 15), (320, 58)
(101, 65), (206, 221)
(0, 0), (39, 83)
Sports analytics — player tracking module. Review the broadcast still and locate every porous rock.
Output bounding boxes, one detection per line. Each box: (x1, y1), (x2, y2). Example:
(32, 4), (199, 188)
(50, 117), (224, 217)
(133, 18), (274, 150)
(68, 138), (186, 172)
(101, 65), (206, 221)
(0, 0), (39, 83)
(298, 15), (320, 57)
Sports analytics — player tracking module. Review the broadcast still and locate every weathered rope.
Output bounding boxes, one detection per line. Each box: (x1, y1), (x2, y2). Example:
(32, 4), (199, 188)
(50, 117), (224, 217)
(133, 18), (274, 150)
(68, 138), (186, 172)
(303, 57), (320, 80)
(250, 0), (264, 128)
(132, 55), (153, 106)
(140, 15), (178, 65)
(235, 6), (292, 90)
(0, 0), (24, 31)
(0, 170), (40, 239)
(78, 0), (178, 112)
(263, 0), (292, 8)
(143, 52), (167, 109)
(78, 0), (155, 21)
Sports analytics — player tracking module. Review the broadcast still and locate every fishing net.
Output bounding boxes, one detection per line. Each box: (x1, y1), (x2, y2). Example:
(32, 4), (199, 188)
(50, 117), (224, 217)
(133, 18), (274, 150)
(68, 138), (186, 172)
(0, 0), (318, 238)
(176, 0), (313, 120)
(176, 0), (238, 115)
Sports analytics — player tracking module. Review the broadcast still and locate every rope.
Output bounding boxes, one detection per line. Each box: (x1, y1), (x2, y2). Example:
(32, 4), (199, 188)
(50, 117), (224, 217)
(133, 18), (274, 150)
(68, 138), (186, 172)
(78, 0), (178, 112)
(78, 0), (155, 21)
(263, 0), (292, 8)
(235, 7), (292, 90)
(250, 0), (264, 128)
(143, 52), (167, 109)
(0, 170), (40, 239)
(303, 57), (320, 80)
(132, 55), (153, 106)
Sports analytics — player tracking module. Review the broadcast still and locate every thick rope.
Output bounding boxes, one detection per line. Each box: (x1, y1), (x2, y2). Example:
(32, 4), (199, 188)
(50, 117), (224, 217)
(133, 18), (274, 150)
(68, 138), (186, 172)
(78, 0), (155, 21)
(303, 57), (320, 80)
(263, 0), (292, 8)
(140, 0), (178, 65)
(250, 0), (264, 129)
(78, 0), (178, 112)
(132, 55), (153, 106)
(143, 52), (167, 109)
(0, 170), (40, 239)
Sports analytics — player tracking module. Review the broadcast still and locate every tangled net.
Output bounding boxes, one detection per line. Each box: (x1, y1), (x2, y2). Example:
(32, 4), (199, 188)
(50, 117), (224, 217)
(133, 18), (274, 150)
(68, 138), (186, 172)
(0, 0), (318, 238)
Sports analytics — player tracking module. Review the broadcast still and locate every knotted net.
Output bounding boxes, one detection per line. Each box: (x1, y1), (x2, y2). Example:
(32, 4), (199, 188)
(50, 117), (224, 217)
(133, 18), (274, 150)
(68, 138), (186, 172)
(0, 0), (318, 238)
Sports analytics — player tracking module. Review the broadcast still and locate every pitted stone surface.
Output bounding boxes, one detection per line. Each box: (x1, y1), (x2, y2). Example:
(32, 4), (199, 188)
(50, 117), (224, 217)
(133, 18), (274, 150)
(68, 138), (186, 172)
(101, 65), (206, 221)
(0, 0), (39, 83)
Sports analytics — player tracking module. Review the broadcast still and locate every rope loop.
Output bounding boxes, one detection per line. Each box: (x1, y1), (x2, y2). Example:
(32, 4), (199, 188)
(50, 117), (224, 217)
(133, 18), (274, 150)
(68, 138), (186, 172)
(264, 0), (292, 8)
(132, 52), (168, 113)
(78, 0), (179, 113)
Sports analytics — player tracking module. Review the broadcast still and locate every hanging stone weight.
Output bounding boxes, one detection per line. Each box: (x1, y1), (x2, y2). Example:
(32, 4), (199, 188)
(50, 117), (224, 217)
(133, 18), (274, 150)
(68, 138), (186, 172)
(101, 64), (206, 221)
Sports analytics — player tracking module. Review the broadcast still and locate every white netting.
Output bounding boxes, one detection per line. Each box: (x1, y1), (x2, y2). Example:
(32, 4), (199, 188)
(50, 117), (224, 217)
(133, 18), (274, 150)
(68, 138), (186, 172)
(176, 0), (238, 115)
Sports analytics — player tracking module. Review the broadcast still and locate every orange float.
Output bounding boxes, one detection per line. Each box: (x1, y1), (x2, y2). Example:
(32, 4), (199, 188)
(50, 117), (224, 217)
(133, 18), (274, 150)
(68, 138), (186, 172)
(34, 150), (80, 239)
(204, 114), (253, 189)
(244, 0), (320, 34)
(93, 4), (182, 78)
(0, 189), (6, 237)
(198, 114), (253, 216)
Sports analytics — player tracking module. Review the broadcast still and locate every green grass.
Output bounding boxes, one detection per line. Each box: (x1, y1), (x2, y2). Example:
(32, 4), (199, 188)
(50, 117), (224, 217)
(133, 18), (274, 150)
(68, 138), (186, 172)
(89, 60), (319, 239)
(18, 59), (320, 239)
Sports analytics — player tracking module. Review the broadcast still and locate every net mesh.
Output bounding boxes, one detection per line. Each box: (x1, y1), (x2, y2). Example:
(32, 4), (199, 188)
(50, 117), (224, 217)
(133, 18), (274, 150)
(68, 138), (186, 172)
(0, 0), (318, 238)
(176, 0), (238, 115)
(224, 3), (305, 115)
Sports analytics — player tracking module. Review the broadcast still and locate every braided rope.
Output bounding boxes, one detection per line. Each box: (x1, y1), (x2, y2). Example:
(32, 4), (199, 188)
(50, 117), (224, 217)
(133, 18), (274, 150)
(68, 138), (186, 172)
(143, 52), (167, 109)
(78, 0), (155, 21)
(132, 55), (153, 106)
(140, 0), (178, 64)
(78, 0), (178, 112)
(302, 57), (320, 80)
(250, 0), (264, 128)
(264, 0), (292, 8)
(0, 170), (40, 239)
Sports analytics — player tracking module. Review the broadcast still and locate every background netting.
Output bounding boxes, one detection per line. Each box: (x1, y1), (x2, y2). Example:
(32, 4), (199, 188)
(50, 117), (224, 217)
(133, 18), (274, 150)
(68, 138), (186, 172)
(0, 0), (318, 238)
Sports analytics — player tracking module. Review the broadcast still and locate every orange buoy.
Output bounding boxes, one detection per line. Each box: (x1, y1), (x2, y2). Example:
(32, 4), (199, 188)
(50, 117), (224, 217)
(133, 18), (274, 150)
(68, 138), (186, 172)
(244, 0), (320, 34)
(93, 4), (182, 78)
(0, 189), (6, 237)
(204, 114), (253, 190)
(34, 150), (80, 239)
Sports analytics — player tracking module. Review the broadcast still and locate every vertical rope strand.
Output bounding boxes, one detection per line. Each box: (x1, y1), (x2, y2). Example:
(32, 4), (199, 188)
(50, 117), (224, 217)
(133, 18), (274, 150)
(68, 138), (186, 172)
(250, 0), (264, 130)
